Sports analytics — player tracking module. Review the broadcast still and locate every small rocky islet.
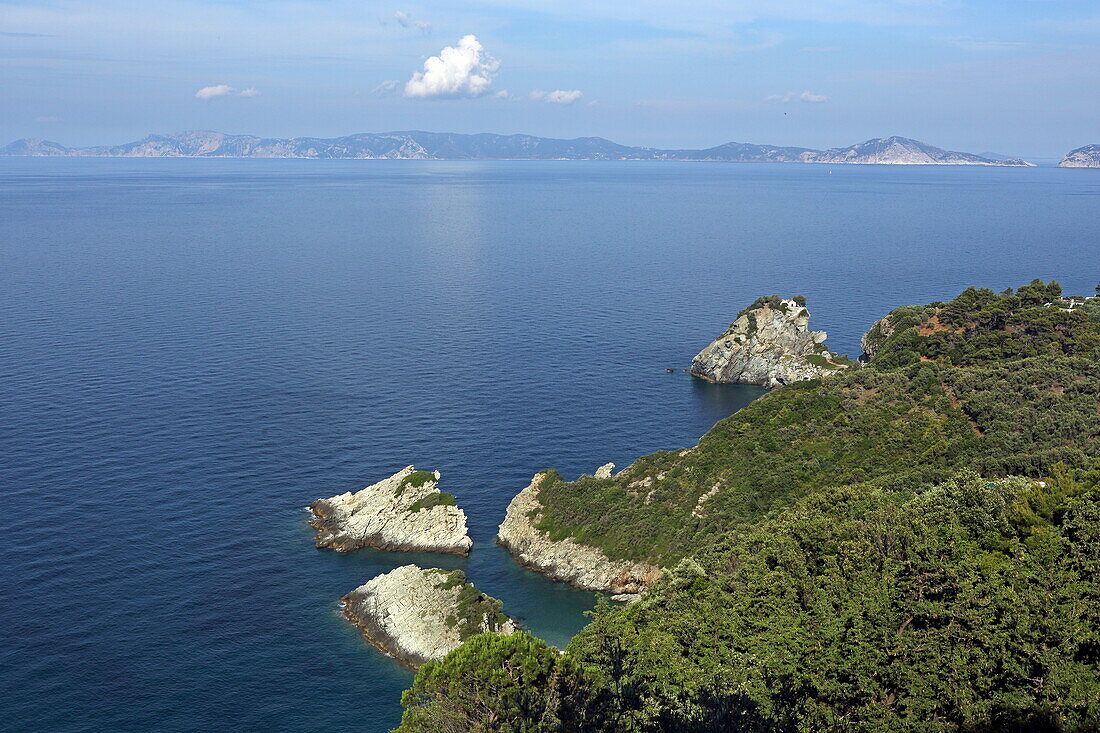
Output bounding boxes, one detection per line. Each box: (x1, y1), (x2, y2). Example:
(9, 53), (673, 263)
(689, 294), (854, 387)
(309, 465), (473, 556)
(341, 565), (516, 668)
(310, 467), (520, 666)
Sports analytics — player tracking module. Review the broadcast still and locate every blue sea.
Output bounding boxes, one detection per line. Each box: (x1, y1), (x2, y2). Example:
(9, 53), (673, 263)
(2, 158), (1098, 732)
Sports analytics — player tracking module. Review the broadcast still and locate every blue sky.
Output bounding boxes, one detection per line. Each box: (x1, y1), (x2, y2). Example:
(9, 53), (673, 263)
(1, 0), (1097, 157)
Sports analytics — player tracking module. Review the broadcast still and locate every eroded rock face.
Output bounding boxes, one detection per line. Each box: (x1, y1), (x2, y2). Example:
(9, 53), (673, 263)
(497, 472), (662, 595)
(309, 466), (473, 555)
(689, 297), (850, 388)
(341, 565), (516, 668)
(860, 313), (898, 362)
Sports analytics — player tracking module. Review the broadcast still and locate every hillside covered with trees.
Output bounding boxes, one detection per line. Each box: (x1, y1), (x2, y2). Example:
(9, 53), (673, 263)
(395, 281), (1100, 732)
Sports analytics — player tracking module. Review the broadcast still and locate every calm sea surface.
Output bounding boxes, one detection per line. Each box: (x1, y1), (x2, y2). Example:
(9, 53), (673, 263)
(2, 158), (1098, 732)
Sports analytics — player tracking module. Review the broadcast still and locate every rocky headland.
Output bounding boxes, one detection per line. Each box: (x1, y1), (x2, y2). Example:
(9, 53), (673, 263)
(859, 312), (900, 362)
(497, 470), (662, 600)
(1058, 144), (1100, 168)
(341, 565), (516, 668)
(689, 295), (853, 387)
(309, 466), (473, 555)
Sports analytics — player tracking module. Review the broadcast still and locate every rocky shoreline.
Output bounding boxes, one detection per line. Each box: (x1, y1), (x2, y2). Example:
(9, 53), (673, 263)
(310, 466), (473, 555)
(497, 471), (662, 599)
(341, 565), (516, 668)
(689, 295), (852, 387)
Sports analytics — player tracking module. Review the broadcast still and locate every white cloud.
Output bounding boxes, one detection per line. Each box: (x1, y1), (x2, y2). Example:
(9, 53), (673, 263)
(404, 35), (499, 98)
(373, 79), (400, 96)
(494, 89), (514, 100)
(530, 89), (583, 104)
(194, 85), (260, 99)
(392, 11), (431, 33)
(766, 90), (829, 103)
(195, 84), (235, 99)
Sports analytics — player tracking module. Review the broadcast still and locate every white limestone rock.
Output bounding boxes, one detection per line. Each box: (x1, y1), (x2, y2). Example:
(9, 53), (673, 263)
(497, 472), (662, 595)
(341, 565), (516, 668)
(689, 296), (851, 388)
(309, 466), (473, 556)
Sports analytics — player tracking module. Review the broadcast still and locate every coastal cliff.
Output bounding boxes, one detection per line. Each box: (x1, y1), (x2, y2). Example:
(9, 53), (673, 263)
(859, 312), (900, 361)
(309, 466), (473, 555)
(341, 565), (516, 668)
(690, 295), (852, 387)
(1058, 144), (1100, 168)
(497, 471), (662, 598)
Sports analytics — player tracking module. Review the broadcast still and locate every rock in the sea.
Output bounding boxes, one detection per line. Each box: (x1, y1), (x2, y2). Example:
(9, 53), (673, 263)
(309, 466), (473, 555)
(341, 565), (516, 668)
(497, 472), (662, 595)
(1058, 144), (1100, 168)
(689, 295), (852, 388)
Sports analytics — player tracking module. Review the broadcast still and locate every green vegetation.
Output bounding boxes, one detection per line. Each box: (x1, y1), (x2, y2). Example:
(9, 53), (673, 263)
(406, 492), (457, 512)
(398, 633), (584, 732)
(737, 294), (796, 318)
(396, 281), (1100, 732)
(396, 470), (437, 495)
(528, 281), (1100, 567)
(802, 353), (846, 369)
(433, 570), (511, 641)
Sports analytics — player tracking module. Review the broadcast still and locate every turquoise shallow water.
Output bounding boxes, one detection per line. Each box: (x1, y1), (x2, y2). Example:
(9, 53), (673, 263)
(1, 158), (1098, 732)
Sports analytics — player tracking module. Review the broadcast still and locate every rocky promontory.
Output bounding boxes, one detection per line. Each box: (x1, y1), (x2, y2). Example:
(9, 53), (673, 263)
(860, 312), (900, 362)
(1058, 144), (1100, 168)
(341, 565), (516, 667)
(689, 295), (853, 387)
(497, 471), (662, 598)
(309, 466), (473, 555)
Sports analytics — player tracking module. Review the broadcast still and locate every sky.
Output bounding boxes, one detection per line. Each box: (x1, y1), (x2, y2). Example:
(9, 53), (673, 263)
(1, 0), (1098, 157)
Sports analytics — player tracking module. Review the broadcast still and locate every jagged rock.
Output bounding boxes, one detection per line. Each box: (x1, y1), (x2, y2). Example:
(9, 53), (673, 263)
(860, 313), (899, 362)
(309, 466), (472, 556)
(689, 296), (851, 388)
(594, 463), (615, 479)
(1058, 144), (1100, 168)
(497, 472), (662, 595)
(341, 565), (516, 668)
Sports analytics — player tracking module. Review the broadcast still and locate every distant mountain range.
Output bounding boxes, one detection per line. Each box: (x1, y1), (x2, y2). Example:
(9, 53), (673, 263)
(1, 130), (1040, 166)
(1058, 144), (1100, 168)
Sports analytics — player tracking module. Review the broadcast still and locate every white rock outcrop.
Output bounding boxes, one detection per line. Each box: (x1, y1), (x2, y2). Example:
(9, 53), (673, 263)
(341, 565), (516, 668)
(309, 466), (473, 555)
(689, 297), (850, 388)
(497, 472), (662, 595)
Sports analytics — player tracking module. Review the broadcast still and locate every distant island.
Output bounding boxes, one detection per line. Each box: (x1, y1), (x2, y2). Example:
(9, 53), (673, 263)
(1059, 144), (1100, 168)
(2, 131), (1037, 166)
